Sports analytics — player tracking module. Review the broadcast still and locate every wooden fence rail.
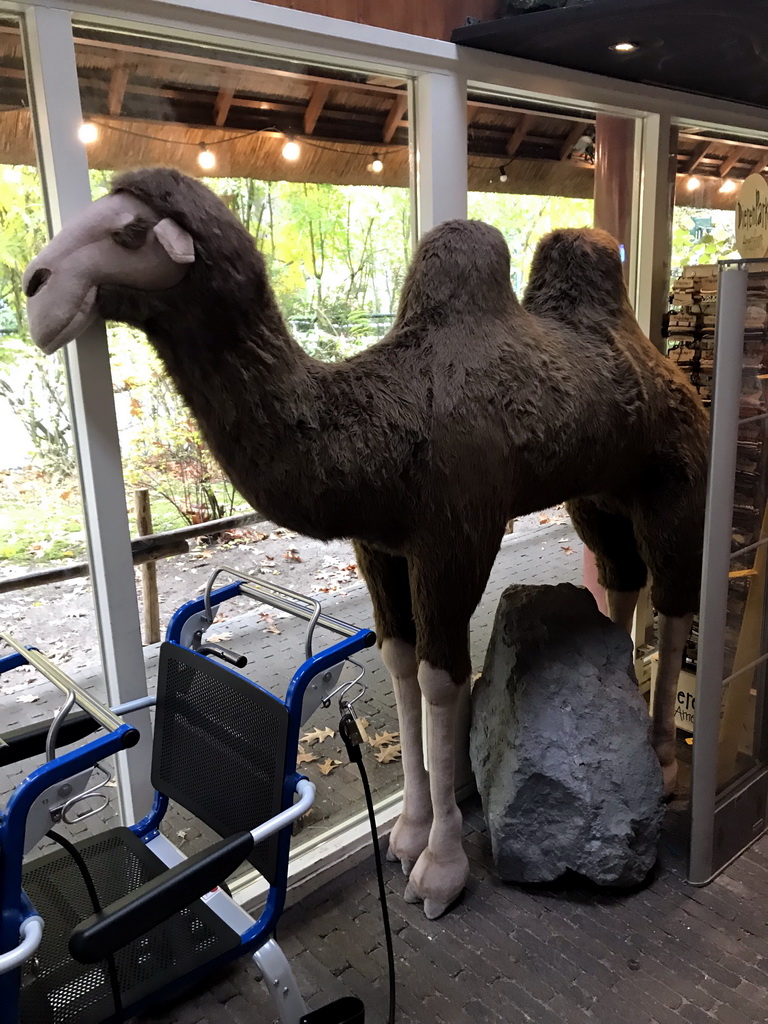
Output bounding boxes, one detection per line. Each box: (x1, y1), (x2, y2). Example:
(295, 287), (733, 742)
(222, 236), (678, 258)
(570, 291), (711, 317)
(0, 510), (266, 596)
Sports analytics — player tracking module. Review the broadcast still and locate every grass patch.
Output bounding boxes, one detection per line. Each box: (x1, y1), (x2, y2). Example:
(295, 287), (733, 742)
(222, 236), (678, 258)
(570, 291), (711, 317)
(0, 475), (251, 567)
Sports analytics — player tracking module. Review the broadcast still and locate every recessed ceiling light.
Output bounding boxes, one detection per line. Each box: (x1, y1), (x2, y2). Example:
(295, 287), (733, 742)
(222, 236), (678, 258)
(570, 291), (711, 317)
(719, 179), (737, 194)
(686, 176), (701, 191)
(611, 42), (638, 52)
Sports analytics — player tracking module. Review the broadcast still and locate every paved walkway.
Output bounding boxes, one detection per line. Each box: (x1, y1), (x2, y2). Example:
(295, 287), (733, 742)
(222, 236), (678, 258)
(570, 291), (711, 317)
(141, 798), (768, 1024)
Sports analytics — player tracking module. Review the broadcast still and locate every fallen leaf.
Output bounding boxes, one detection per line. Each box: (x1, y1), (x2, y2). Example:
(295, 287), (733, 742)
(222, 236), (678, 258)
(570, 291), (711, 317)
(300, 726), (335, 745)
(371, 730), (399, 749)
(375, 744), (402, 764)
(539, 516), (550, 525)
(297, 751), (318, 766)
(16, 693), (38, 703)
(283, 548), (302, 563)
(318, 758), (342, 775)
(561, 546), (575, 555)
(206, 631), (232, 643)
(356, 717), (371, 743)
(258, 612), (281, 635)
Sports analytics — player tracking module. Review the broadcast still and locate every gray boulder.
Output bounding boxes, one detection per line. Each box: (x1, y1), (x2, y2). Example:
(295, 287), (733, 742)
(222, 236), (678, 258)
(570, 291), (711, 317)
(470, 583), (663, 887)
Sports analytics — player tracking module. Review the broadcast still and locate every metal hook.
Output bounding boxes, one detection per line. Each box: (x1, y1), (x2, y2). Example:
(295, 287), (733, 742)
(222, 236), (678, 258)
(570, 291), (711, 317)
(60, 762), (112, 824)
(322, 659), (367, 711)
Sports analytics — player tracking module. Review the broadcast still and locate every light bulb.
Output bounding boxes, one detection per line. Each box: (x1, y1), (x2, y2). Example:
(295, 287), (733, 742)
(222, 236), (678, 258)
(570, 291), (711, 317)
(499, 165), (508, 183)
(282, 139), (301, 161)
(197, 144), (216, 171)
(611, 41), (637, 52)
(78, 121), (98, 145)
(371, 154), (384, 173)
(686, 176), (701, 191)
(719, 178), (737, 194)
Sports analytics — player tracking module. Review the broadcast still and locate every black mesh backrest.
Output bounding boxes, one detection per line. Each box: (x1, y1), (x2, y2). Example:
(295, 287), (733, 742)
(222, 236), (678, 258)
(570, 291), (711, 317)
(152, 643), (289, 884)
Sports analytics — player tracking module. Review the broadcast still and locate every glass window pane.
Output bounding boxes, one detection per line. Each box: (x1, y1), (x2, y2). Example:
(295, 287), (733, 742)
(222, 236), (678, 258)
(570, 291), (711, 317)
(72, 23), (413, 881)
(0, 17), (112, 855)
(467, 94), (595, 290)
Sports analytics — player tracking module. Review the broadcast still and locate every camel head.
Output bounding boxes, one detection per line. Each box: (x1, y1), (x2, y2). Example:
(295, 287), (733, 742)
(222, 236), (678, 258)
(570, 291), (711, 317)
(23, 168), (261, 354)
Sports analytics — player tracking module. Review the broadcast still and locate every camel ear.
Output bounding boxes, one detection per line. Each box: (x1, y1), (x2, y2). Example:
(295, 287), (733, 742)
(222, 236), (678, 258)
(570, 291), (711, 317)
(153, 218), (195, 264)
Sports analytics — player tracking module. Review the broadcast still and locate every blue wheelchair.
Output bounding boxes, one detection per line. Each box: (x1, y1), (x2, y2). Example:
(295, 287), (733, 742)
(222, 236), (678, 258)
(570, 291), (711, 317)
(0, 568), (377, 1024)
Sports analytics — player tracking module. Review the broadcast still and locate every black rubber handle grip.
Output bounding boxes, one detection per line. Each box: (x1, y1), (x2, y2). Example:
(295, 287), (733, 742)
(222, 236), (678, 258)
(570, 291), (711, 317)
(198, 643), (248, 669)
(0, 711), (100, 767)
(69, 830), (255, 963)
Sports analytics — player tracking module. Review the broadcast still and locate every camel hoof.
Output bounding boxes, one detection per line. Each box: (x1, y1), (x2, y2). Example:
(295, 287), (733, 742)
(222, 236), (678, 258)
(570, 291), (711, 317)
(387, 814), (432, 874)
(403, 880), (421, 904)
(402, 846), (469, 918)
(423, 898), (453, 920)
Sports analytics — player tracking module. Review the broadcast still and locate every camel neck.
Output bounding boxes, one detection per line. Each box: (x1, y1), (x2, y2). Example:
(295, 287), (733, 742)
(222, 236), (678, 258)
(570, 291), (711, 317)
(145, 280), (318, 509)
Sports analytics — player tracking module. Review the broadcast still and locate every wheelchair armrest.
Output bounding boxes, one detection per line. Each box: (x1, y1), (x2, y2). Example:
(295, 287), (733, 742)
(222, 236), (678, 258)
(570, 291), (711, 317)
(69, 831), (255, 963)
(69, 778), (315, 963)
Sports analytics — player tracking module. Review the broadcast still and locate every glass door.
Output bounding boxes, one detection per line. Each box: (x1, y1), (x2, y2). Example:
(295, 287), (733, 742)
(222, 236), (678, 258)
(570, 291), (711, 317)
(690, 258), (768, 882)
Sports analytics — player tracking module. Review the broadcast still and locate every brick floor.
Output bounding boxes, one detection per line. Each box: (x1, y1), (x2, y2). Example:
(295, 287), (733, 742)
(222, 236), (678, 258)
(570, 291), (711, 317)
(137, 804), (768, 1024)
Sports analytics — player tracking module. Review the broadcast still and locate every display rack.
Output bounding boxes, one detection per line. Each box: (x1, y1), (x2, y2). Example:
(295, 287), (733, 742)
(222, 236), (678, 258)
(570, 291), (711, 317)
(661, 263), (768, 729)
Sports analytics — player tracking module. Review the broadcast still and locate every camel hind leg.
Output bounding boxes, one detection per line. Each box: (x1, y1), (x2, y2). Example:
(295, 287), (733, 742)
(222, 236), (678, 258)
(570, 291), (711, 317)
(567, 497), (648, 630)
(633, 486), (702, 796)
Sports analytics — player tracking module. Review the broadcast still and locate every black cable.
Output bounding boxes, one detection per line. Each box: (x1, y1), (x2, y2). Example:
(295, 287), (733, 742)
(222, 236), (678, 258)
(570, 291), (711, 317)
(46, 830), (124, 1022)
(339, 711), (396, 1024)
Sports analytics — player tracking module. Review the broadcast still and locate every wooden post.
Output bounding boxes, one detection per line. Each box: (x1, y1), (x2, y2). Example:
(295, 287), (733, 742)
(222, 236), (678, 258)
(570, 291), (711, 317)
(134, 488), (160, 645)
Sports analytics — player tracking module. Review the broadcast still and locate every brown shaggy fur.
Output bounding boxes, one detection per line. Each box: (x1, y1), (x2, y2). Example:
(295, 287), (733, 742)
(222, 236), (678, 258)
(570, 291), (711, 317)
(101, 171), (707, 677)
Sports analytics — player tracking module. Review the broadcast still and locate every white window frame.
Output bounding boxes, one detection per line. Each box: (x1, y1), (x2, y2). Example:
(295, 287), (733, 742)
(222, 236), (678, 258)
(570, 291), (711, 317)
(5, 0), (768, 903)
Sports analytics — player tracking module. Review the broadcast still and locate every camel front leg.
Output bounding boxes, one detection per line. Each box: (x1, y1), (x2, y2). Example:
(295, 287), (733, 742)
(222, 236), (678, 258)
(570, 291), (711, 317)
(652, 612), (693, 795)
(381, 639), (432, 873)
(403, 662), (469, 920)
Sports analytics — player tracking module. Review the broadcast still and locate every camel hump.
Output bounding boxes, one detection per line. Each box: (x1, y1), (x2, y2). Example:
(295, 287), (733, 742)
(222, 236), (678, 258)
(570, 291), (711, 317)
(397, 218), (518, 319)
(524, 227), (628, 322)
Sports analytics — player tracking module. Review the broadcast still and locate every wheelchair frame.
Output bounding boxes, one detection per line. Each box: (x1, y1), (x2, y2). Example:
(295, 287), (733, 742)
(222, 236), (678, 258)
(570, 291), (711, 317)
(0, 570), (375, 1024)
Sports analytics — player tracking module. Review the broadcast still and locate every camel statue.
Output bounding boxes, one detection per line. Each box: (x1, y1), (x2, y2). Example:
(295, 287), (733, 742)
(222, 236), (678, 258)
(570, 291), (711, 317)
(23, 169), (708, 919)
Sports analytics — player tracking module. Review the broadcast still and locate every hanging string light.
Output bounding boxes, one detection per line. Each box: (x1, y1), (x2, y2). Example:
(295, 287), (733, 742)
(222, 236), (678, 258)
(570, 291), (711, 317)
(499, 164), (509, 183)
(719, 178), (737, 194)
(686, 175), (701, 191)
(371, 153), (384, 173)
(282, 137), (301, 161)
(197, 144), (216, 171)
(78, 121), (99, 145)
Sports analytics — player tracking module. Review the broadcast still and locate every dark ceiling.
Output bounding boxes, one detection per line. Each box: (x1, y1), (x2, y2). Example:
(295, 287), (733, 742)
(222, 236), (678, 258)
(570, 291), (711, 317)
(453, 0), (768, 110)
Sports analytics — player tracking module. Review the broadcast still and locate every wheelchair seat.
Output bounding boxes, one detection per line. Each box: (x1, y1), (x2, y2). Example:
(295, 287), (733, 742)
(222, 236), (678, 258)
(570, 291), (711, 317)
(21, 829), (240, 1024)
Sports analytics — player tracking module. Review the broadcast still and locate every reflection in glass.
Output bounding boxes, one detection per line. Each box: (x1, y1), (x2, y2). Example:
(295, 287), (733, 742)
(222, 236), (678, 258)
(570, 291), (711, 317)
(0, 17), (110, 848)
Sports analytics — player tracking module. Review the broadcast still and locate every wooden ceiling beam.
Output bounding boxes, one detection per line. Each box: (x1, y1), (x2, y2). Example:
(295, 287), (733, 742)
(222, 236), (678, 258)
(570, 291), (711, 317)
(719, 145), (750, 176)
(685, 139), (713, 173)
(559, 121), (588, 161)
(304, 81), (331, 135)
(107, 65), (130, 117)
(382, 93), (408, 143)
(73, 37), (404, 99)
(505, 114), (533, 157)
(214, 85), (235, 127)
